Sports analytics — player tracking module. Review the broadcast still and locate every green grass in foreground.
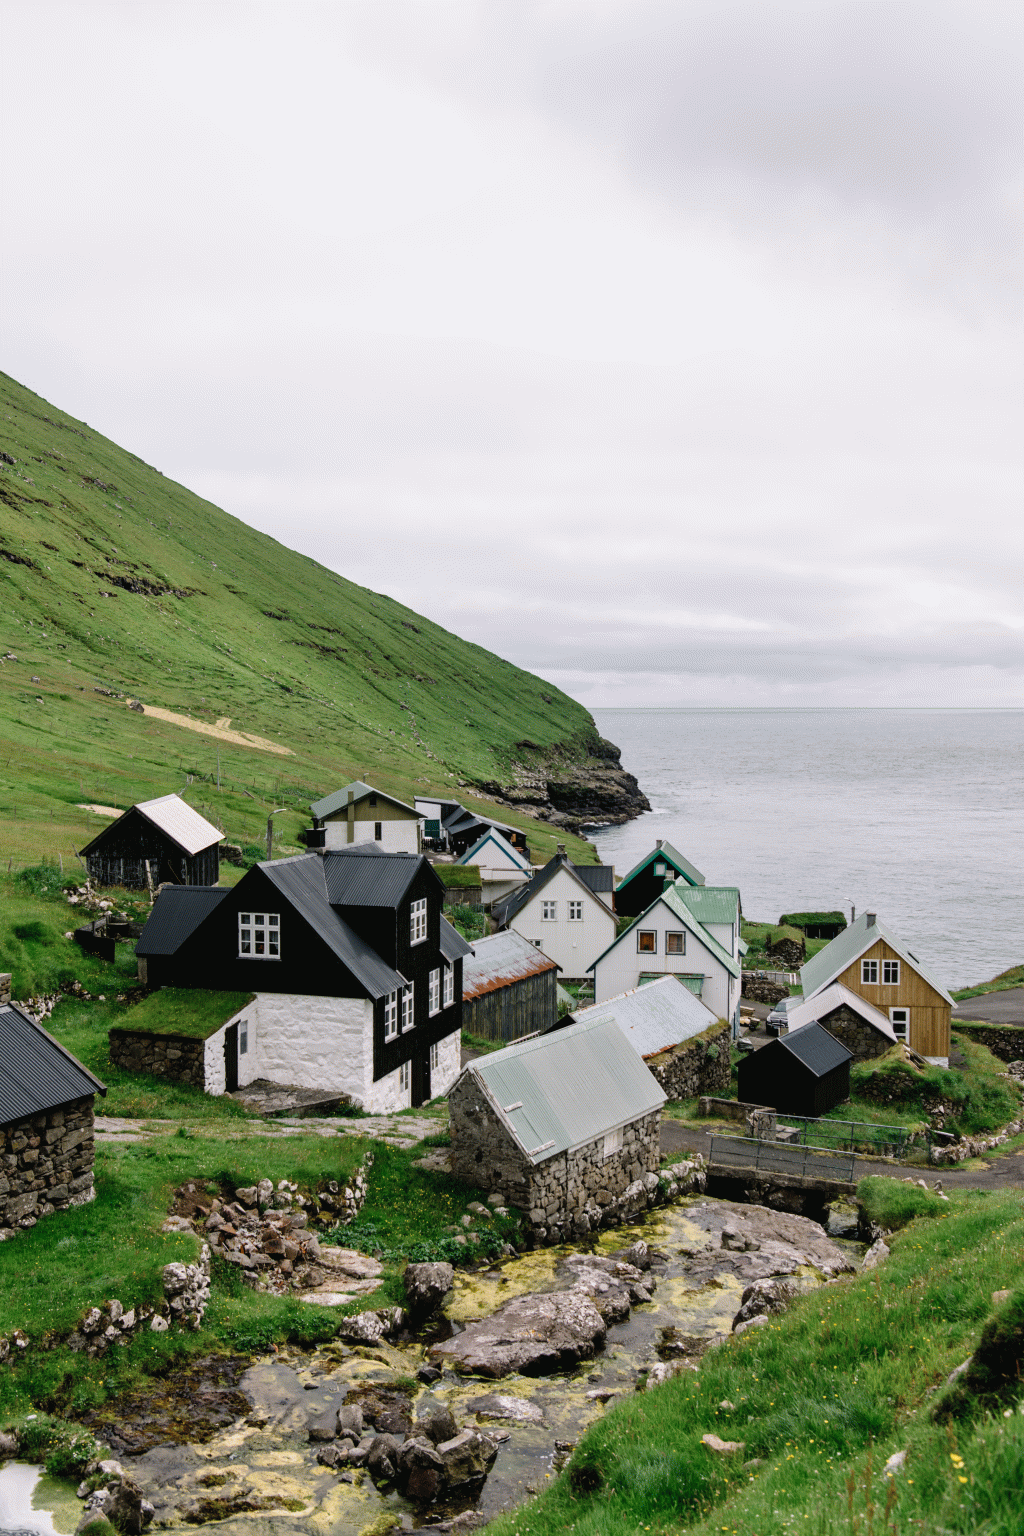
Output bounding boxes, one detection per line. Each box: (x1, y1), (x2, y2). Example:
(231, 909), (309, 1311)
(488, 1184), (1024, 1536)
(114, 987), (253, 1040)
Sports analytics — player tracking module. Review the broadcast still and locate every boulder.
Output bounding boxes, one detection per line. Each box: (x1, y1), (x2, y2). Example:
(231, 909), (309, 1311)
(404, 1261), (454, 1318)
(702, 1433), (745, 1454)
(862, 1238), (890, 1271)
(416, 1404), (458, 1444)
(336, 1403), (364, 1440)
(732, 1278), (795, 1331)
(466, 1393), (545, 1424)
(431, 1288), (606, 1377)
(366, 1433), (401, 1482)
(398, 1435), (445, 1501)
(435, 1429), (499, 1490)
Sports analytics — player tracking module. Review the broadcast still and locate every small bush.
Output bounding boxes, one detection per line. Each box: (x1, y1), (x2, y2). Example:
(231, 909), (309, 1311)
(933, 1287), (1024, 1422)
(858, 1174), (947, 1232)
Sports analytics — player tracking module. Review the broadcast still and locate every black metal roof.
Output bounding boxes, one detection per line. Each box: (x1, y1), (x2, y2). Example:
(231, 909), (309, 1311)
(493, 853), (609, 926)
(574, 865), (615, 893)
(779, 1021), (853, 1077)
(322, 847), (436, 908)
(135, 887), (230, 956)
(0, 1002), (106, 1125)
(262, 857), (406, 999)
(440, 915), (473, 962)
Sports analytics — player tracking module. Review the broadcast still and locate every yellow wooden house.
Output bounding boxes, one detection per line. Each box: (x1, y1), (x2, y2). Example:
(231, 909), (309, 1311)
(800, 912), (955, 1065)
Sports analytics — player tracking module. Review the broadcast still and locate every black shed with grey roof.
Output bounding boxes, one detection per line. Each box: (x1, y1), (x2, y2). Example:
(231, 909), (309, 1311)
(0, 1002), (106, 1126)
(737, 1021), (852, 1118)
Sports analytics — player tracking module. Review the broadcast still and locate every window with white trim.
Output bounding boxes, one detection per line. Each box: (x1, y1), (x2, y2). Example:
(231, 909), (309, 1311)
(665, 932), (685, 955)
(530, 938), (542, 948)
(443, 964), (454, 1007)
(861, 958), (879, 984)
(882, 959), (900, 985)
(399, 1059), (410, 1093)
(603, 1126), (622, 1159)
(402, 982), (415, 1030)
(568, 900), (583, 921)
(637, 930), (656, 953)
(410, 898), (427, 944)
(384, 991), (398, 1039)
(428, 968), (441, 1015)
(429, 1041), (439, 1071)
(541, 900), (557, 921)
(889, 1007), (910, 1041)
(238, 912), (280, 959)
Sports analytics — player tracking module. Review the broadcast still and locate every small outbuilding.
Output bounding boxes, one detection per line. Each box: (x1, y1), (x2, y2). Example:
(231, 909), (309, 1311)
(80, 793), (222, 889)
(461, 930), (560, 1043)
(448, 1013), (666, 1243)
(566, 975), (729, 1099)
(737, 1021), (852, 1118)
(0, 1001), (106, 1233)
(782, 982), (896, 1062)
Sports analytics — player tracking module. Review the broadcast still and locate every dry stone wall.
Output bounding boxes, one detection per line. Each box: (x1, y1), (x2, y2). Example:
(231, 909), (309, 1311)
(951, 1023), (1024, 1063)
(108, 1028), (207, 1088)
(645, 1021), (731, 1099)
(0, 1097), (97, 1236)
(817, 1005), (894, 1062)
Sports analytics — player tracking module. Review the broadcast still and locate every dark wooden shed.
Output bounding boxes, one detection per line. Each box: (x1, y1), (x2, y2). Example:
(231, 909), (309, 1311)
(737, 1021), (852, 1118)
(80, 793), (222, 889)
(461, 930), (560, 1042)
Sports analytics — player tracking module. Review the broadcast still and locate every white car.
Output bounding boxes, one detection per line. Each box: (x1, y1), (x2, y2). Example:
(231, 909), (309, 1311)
(766, 996), (802, 1032)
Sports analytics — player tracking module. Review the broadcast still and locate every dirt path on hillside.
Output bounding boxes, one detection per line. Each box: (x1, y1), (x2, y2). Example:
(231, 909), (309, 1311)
(126, 702), (294, 755)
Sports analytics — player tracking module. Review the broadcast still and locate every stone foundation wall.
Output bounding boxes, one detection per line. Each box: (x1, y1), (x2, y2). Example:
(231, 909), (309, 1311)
(646, 1021), (731, 1099)
(109, 1028), (206, 1088)
(951, 1022), (1024, 1063)
(819, 1005), (894, 1062)
(0, 1097), (97, 1235)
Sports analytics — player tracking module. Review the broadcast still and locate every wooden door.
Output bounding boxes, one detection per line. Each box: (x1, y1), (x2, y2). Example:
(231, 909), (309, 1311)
(224, 1023), (239, 1093)
(412, 1050), (430, 1108)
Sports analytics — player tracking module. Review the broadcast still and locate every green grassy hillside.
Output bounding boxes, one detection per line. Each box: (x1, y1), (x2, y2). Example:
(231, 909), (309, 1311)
(0, 372), (612, 865)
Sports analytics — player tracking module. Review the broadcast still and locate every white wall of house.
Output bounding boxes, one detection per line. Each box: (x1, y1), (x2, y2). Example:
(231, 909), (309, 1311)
(591, 899), (737, 1018)
(204, 997), (260, 1095)
(481, 873), (529, 907)
(430, 1025), (462, 1100)
(701, 921), (737, 958)
(509, 866), (617, 980)
(323, 817), (419, 854)
(205, 993), (375, 1100)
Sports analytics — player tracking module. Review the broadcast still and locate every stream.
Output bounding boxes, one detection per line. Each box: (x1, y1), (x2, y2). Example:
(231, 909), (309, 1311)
(0, 1197), (865, 1535)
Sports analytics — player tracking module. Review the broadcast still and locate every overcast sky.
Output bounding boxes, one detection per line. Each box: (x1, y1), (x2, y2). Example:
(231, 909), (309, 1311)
(3, 1), (1021, 708)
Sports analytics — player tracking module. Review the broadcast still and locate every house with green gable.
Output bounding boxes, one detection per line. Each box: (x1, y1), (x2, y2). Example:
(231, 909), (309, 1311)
(613, 838), (706, 918)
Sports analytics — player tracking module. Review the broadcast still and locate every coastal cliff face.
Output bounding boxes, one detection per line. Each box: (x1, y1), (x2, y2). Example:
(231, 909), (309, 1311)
(478, 735), (651, 832)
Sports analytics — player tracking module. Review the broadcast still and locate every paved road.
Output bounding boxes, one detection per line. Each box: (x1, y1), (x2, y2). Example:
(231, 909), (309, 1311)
(953, 987), (1024, 1026)
(660, 1118), (1024, 1191)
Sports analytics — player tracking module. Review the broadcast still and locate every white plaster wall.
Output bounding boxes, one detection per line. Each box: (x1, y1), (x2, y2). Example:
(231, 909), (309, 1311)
(323, 818), (419, 854)
(509, 866), (616, 979)
(246, 992), (375, 1099)
(365, 1059), (412, 1114)
(430, 1025), (462, 1101)
(481, 874), (528, 906)
(592, 902), (734, 1014)
(702, 921), (737, 957)
(204, 998), (259, 1095)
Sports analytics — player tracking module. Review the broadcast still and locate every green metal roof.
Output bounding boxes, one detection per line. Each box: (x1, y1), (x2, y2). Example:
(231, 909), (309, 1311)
(466, 1013), (665, 1164)
(616, 840), (705, 891)
(590, 882), (741, 978)
(800, 912), (955, 1007)
(674, 884), (741, 928)
(310, 781), (418, 820)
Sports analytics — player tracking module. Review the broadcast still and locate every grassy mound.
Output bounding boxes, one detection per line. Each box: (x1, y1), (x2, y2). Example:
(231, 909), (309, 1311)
(858, 1174), (948, 1231)
(851, 1038), (1019, 1137)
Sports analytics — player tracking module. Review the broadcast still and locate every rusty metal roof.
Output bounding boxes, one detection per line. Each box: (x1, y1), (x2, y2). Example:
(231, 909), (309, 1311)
(0, 1002), (106, 1125)
(461, 930), (559, 1001)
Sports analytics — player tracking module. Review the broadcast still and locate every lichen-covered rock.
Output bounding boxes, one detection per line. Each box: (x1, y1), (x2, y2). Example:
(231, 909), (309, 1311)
(431, 1288), (606, 1377)
(404, 1261), (454, 1318)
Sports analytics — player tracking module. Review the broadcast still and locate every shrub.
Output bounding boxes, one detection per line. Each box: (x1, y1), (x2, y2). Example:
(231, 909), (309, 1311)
(858, 1174), (946, 1232)
(933, 1286), (1024, 1422)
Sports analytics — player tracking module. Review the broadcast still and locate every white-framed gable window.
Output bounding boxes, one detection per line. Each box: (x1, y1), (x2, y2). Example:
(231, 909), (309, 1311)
(428, 968), (441, 1015)
(410, 898), (427, 944)
(861, 958), (879, 984)
(568, 900), (583, 921)
(443, 964), (454, 1007)
(665, 932), (685, 955)
(402, 982), (415, 1030)
(541, 900), (557, 921)
(653, 862), (665, 875)
(383, 991), (398, 1040)
(889, 1007), (910, 1041)
(399, 1058), (410, 1094)
(882, 959), (900, 985)
(603, 1126), (623, 1159)
(239, 911), (280, 959)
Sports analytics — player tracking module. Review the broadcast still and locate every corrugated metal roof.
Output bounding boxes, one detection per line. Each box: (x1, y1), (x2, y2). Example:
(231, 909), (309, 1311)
(440, 916), (473, 963)
(778, 1021), (852, 1076)
(135, 886), (230, 955)
(310, 781), (418, 820)
(262, 856), (406, 999)
(574, 865), (615, 894)
(494, 854), (609, 927)
(462, 930), (559, 1000)
(674, 885), (740, 928)
(784, 982), (896, 1041)
(322, 847), (427, 908)
(589, 883), (741, 978)
(137, 794), (223, 855)
(572, 974), (718, 1057)
(457, 829), (531, 872)
(465, 1013), (665, 1163)
(0, 1002), (106, 1125)
(800, 913), (955, 1007)
(617, 840), (705, 890)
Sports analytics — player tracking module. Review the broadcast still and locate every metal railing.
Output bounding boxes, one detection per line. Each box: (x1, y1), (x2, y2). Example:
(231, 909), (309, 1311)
(774, 1115), (914, 1160)
(709, 1135), (856, 1183)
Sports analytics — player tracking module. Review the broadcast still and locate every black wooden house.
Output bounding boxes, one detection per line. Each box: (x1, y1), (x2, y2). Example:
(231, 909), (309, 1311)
(737, 1021), (852, 1118)
(613, 838), (706, 919)
(80, 794), (222, 889)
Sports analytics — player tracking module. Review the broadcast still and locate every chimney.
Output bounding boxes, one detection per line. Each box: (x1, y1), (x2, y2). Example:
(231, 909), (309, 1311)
(656, 838), (664, 849)
(347, 788), (355, 845)
(556, 843), (566, 857)
(866, 912), (876, 927)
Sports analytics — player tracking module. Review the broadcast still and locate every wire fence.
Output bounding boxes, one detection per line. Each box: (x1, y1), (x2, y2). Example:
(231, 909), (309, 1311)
(774, 1114), (915, 1160)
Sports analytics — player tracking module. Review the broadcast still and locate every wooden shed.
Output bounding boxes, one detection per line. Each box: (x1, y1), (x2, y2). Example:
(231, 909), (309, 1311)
(737, 1021), (852, 1118)
(80, 794), (222, 889)
(461, 930), (560, 1042)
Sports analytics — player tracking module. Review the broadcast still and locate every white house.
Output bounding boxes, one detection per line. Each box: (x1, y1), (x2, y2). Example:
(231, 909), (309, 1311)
(457, 826), (532, 906)
(308, 781), (421, 854)
(590, 880), (742, 1025)
(493, 850), (617, 983)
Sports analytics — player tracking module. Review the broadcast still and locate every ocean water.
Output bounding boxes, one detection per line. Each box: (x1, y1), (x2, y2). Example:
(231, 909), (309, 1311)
(589, 708), (1024, 991)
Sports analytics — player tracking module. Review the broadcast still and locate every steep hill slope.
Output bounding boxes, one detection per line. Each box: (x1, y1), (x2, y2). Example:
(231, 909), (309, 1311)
(0, 372), (646, 864)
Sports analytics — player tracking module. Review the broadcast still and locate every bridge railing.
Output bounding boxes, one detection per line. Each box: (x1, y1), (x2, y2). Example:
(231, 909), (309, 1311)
(774, 1115), (914, 1160)
(709, 1135), (856, 1183)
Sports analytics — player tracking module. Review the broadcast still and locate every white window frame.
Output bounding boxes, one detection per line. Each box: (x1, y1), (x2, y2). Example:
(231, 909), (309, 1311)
(443, 964), (454, 1007)
(889, 1007), (910, 1041)
(410, 897), (428, 944)
(603, 1126), (623, 1159)
(882, 959), (901, 985)
(530, 938), (543, 948)
(238, 911), (280, 960)
(653, 862), (665, 875)
(429, 1041), (439, 1071)
(428, 968), (441, 1016)
(637, 929), (657, 954)
(861, 958), (879, 984)
(384, 990), (398, 1040)
(399, 1058), (410, 1094)
(665, 931), (685, 955)
(541, 900), (557, 921)
(567, 900), (583, 922)
(401, 982), (415, 1031)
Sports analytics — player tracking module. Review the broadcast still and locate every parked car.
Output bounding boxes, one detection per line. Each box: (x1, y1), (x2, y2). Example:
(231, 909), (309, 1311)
(766, 995), (802, 1034)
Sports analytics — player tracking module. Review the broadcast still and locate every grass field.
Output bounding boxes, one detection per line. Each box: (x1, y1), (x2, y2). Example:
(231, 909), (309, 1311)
(0, 369), (606, 871)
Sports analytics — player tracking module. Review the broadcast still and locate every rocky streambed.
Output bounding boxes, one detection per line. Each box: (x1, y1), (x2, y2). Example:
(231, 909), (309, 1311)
(17, 1198), (864, 1536)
